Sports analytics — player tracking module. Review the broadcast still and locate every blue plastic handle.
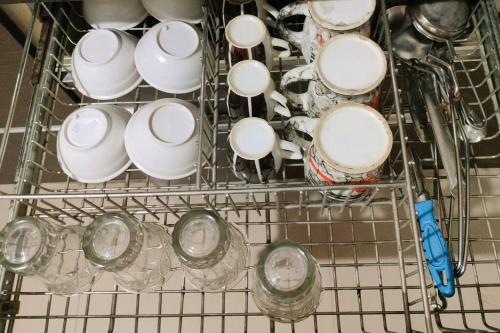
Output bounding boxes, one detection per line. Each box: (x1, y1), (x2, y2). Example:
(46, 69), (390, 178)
(415, 199), (455, 297)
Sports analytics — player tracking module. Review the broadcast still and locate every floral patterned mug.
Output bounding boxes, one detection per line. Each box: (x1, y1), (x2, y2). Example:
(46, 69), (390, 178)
(270, 0), (376, 63)
(280, 34), (387, 118)
(284, 103), (393, 201)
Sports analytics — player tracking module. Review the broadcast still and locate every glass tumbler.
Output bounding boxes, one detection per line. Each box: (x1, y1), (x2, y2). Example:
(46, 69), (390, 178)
(252, 240), (322, 322)
(83, 213), (174, 293)
(0, 217), (97, 295)
(172, 210), (249, 291)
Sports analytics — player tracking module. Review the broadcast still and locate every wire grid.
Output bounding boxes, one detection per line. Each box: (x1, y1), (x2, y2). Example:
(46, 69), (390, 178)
(0, 0), (438, 332)
(397, 0), (500, 331)
(4, 191), (431, 333)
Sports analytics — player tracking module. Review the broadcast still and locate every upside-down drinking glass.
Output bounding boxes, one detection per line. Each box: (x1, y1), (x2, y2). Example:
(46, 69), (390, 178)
(0, 217), (97, 295)
(83, 213), (174, 293)
(172, 210), (249, 291)
(252, 240), (322, 322)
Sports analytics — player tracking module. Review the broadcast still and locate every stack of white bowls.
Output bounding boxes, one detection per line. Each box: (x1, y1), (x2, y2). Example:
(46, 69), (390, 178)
(57, 99), (205, 183)
(75, 0), (204, 99)
(62, 1), (210, 183)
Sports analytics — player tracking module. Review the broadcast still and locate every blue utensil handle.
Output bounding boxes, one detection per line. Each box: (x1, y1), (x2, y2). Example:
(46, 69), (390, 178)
(415, 199), (455, 297)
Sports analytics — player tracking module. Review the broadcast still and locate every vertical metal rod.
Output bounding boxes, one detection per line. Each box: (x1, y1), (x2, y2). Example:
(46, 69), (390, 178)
(390, 190), (412, 329)
(196, 0), (210, 189)
(0, 3), (40, 170)
(379, 0), (433, 331)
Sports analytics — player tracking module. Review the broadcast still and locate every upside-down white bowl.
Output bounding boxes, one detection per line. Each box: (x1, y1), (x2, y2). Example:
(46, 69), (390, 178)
(124, 98), (203, 180)
(135, 21), (202, 94)
(72, 29), (142, 100)
(57, 104), (132, 183)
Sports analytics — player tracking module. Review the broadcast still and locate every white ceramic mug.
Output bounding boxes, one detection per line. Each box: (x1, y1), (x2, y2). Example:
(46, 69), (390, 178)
(57, 105), (132, 183)
(280, 34), (387, 118)
(284, 103), (393, 201)
(229, 117), (302, 183)
(271, 0), (375, 63)
(225, 14), (290, 70)
(135, 21), (202, 94)
(124, 98), (208, 180)
(72, 29), (142, 100)
(141, 0), (203, 23)
(223, 0), (277, 27)
(227, 60), (290, 121)
(83, 0), (147, 30)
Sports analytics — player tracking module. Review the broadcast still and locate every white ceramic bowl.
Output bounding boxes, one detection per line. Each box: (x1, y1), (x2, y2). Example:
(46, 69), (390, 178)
(72, 29), (142, 100)
(83, 0), (148, 30)
(135, 21), (202, 94)
(57, 105), (132, 183)
(125, 99), (202, 180)
(141, 0), (203, 24)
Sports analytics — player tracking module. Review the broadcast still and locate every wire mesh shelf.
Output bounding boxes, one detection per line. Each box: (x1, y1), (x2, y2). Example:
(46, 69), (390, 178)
(0, 0), (498, 332)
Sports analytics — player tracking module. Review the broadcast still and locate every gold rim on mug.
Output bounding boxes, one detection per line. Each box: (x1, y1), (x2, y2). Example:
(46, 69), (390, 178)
(314, 33), (387, 96)
(307, 0), (376, 31)
(313, 103), (393, 175)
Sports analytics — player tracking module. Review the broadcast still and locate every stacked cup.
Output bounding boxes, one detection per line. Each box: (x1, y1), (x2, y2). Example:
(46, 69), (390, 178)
(225, 0), (394, 202)
(224, 14), (303, 184)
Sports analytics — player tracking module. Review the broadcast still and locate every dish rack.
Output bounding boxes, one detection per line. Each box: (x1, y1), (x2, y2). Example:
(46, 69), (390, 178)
(0, 0), (497, 332)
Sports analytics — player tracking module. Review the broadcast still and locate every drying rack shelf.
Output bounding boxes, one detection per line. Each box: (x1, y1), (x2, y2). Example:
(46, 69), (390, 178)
(0, 0), (497, 332)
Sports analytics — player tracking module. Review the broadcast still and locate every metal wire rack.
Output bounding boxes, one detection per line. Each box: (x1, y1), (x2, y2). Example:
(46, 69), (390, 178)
(0, 0), (497, 332)
(399, 0), (500, 331)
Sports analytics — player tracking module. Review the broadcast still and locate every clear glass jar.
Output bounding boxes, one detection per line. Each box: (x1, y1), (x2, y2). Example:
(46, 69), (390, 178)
(0, 217), (97, 295)
(252, 240), (322, 322)
(82, 213), (174, 293)
(172, 210), (249, 291)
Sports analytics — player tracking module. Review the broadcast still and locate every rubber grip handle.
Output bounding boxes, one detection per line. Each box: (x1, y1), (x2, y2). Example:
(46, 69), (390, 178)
(415, 199), (455, 298)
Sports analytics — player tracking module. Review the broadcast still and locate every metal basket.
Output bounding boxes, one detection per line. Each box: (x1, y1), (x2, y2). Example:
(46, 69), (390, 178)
(0, 0), (497, 332)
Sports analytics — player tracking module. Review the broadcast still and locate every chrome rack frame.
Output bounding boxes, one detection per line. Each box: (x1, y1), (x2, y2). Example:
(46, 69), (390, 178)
(0, 0), (497, 332)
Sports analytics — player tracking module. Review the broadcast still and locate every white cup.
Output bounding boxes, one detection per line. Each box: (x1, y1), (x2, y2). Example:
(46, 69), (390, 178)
(141, 0), (203, 24)
(228, 117), (302, 183)
(281, 34), (387, 118)
(227, 60), (290, 121)
(57, 105), (132, 183)
(83, 0), (148, 30)
(225, 14), (290, 70)
(135, 21), (202, 94)
(72, 29), (142, 100)
(124, 98), (207, 180)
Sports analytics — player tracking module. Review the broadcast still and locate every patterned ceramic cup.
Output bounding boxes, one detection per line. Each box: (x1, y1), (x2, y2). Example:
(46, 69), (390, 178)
(284, 103), (393, 201)
(280, 34), (387, 118)
(271, 0), (375, 63)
